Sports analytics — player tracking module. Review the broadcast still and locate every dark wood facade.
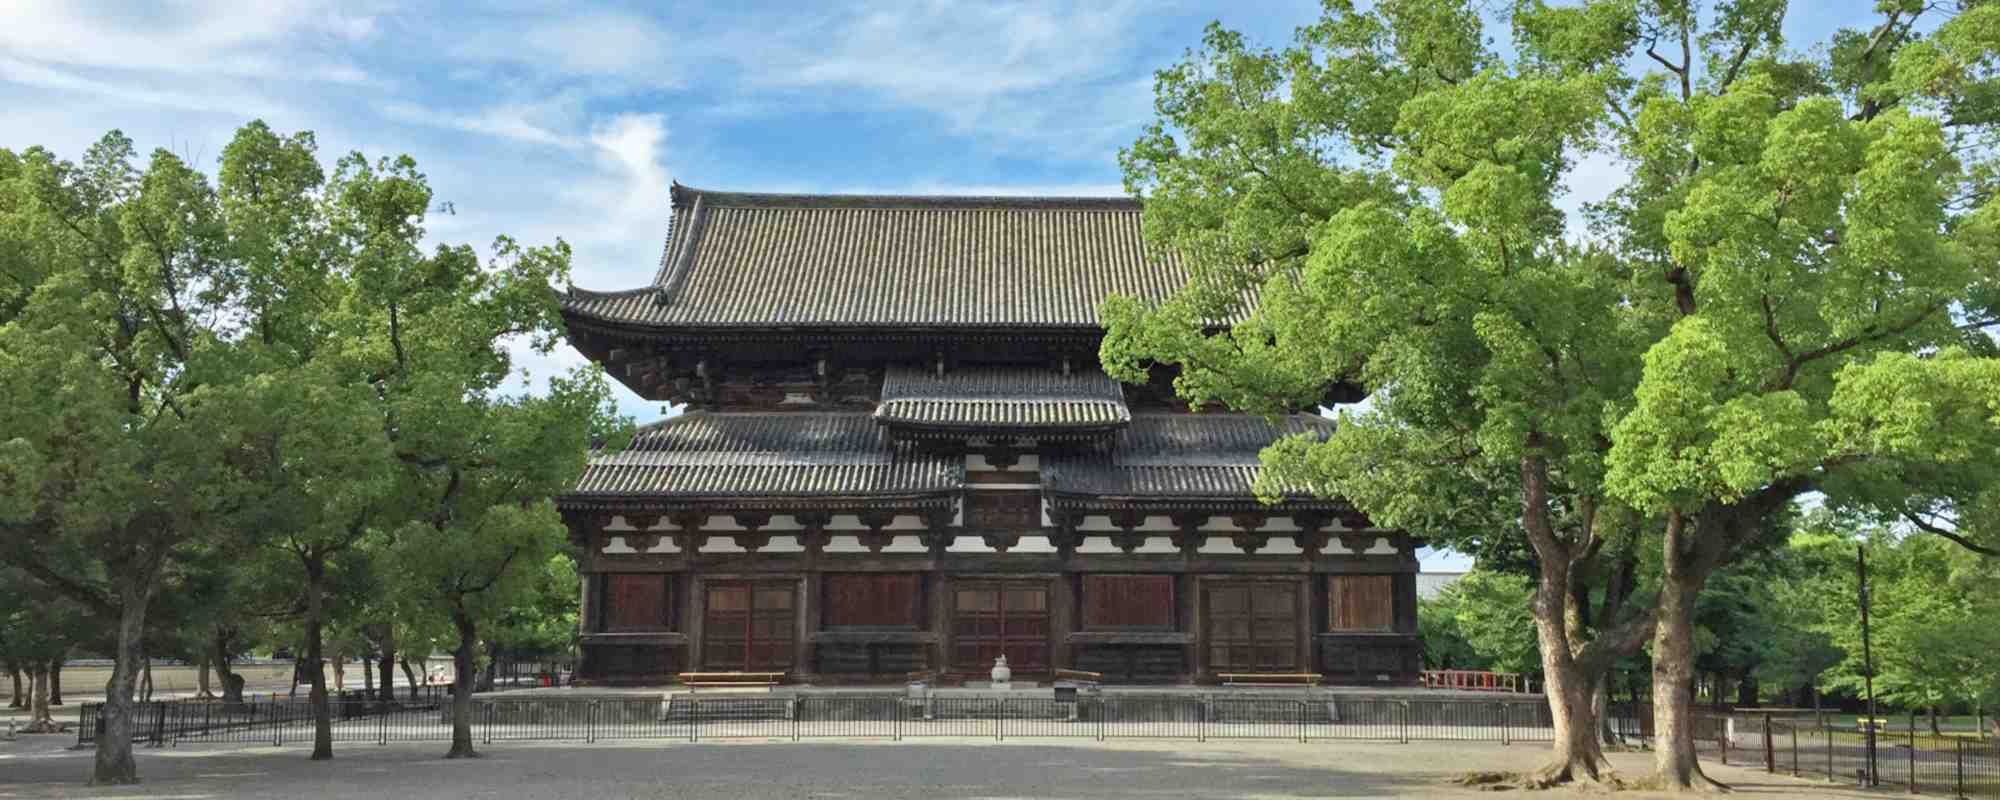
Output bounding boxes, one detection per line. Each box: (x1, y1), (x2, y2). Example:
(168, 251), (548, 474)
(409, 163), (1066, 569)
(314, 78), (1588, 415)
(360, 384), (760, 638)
(555, 184), (1420, 686)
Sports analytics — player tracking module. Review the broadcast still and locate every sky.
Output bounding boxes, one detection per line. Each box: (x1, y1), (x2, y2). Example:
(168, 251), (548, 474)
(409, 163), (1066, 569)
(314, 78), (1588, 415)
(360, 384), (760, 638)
(0, 0), (1895, 572)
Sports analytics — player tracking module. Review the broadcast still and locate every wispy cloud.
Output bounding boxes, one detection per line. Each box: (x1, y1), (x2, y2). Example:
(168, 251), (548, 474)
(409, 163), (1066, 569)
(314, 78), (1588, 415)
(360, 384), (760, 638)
(712, 0), (1159, 157)
(0, 0), (378, 83)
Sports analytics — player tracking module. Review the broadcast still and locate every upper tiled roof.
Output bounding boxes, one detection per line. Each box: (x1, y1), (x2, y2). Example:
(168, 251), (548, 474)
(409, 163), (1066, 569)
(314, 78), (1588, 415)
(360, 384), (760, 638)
(561, 184), (1196, 329)
(571, 412), (962, 498)
(1041, 414), (1336, 500)
(875, 365), (1130, 431)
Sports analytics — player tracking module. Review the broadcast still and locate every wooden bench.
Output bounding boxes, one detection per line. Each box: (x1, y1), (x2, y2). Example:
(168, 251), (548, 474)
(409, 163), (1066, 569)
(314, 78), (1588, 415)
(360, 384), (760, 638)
(677, 671), (786, 689)
(1054, 668), (1104, 684)
(1218, 672), (1321, 688)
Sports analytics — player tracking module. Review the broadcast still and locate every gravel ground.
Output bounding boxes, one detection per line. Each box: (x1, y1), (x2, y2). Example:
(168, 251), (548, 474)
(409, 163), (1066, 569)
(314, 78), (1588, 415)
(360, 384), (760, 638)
(0, 731), (1898, 799)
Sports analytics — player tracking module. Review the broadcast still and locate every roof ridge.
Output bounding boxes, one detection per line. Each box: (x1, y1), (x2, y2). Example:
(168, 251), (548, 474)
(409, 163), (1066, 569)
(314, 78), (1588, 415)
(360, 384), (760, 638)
(670, 181), (1139, 211)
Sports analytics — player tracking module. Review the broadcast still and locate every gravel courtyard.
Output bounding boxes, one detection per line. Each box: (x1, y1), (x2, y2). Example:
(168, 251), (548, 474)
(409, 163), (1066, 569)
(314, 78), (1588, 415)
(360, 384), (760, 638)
(0, 732), (1893, 800)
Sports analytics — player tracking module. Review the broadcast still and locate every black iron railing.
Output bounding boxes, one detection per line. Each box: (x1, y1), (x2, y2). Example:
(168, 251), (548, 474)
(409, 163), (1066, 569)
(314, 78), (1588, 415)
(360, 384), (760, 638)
(77, 692), (1994, 796)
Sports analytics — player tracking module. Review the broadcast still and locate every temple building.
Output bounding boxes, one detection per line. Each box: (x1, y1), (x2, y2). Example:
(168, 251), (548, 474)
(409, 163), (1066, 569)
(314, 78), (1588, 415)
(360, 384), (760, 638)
(554, 185), (1421, 686)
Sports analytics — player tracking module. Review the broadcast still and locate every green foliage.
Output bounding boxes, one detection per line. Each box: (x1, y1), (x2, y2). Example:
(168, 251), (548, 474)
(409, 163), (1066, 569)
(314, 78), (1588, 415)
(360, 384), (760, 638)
(0, 120), (628, 773)
(1114, 3), (2000, 777)
(1418, 571), (1543, 676)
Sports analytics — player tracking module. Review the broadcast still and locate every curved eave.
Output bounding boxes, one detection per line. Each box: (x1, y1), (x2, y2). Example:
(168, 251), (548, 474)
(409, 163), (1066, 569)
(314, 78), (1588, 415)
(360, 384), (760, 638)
(1040, 488), (1350, 512)
(556, 490), (960, 512)
(879, 423), (1129, 442)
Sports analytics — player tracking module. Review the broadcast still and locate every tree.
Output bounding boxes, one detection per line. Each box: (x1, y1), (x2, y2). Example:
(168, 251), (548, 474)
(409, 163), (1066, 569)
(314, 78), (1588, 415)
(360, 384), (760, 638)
(1106, 3), (1660, 784)
(1109, 0), (2000, 789)
(0, 569), (90, 732)
(312, 149), (627, 758)
(0, 133), (254, 784)
(1419, 570), (1543, 677)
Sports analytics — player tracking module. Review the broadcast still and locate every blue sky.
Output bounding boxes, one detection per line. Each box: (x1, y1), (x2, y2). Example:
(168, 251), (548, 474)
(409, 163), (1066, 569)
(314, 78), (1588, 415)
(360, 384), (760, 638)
(0, 0), (1895, 571)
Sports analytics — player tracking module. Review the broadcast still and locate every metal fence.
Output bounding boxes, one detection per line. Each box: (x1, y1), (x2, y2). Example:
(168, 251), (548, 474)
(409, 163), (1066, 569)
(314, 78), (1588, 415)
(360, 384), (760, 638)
(78, 693), (1570, 748)
(1755, 715), (2000, 798)
(69, 692), (2000, 797)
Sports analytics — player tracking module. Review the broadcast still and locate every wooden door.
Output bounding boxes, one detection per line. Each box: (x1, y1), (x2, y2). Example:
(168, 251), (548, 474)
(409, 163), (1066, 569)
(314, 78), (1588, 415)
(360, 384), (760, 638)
(951, 581), (1049, 674)
(702, 581), (795, 671)
(1205, 581), (1299, 672)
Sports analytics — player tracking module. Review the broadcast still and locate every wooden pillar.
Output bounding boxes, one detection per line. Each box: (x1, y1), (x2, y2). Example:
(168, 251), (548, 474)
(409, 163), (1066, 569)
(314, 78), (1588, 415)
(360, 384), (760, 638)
(928, 565), (951, 677)
(1050, 571), (1075, 673)
(802, 513), (825, 679)
(794, 572), (814, 679)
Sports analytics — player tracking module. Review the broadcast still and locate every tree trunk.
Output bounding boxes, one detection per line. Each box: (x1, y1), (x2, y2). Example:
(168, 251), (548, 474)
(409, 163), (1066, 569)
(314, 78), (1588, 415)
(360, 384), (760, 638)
(1594, 671), (1617, 745)
(400, 658), (420, 703)
(1930, 706), (1941, 736)
(1736, 672), (1758, 709)
(1531, 632), (1612, 785)
(361, 654), (372, 693)
(445, 605), (479, 759)
(6, 662), (21, 710)
(1652, 568), (1726, 791)
(49, 656), (62, 705)
(478, 643), (499, 693)
(93, 581), (153, 785)
(1523, 543), (1612, 784)
(377, 633), (396, 705)
(195, 652), (213, 699)
(302, 555), (333, 761)
(22, 665), (59, 733)
(212, 629), (245, 710)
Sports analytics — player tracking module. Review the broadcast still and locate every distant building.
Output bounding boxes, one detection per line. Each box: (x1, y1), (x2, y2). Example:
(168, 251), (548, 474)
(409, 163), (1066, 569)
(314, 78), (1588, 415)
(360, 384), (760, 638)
(554, 185), (1422, 686)
(1417, 571), (1468, 600)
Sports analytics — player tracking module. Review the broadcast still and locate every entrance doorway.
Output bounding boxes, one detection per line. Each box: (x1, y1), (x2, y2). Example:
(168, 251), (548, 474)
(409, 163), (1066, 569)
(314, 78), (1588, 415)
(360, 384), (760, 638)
(950, 580), (1049, 675)
(703, 581), (796, 671)
(1204, 581), (1300, 672)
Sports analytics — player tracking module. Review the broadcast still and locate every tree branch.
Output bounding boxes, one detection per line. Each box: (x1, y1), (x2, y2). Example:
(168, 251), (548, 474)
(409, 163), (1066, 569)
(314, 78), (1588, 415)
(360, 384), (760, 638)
(1903, 509), (1999, 557)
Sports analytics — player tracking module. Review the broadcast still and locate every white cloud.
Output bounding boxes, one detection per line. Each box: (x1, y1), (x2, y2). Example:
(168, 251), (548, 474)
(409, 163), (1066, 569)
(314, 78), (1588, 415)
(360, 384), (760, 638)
(446, 10), (682, 90)
(717, 0), (1157, 156)
(0, 0), (377, 83)
(380, 101), (585, 150)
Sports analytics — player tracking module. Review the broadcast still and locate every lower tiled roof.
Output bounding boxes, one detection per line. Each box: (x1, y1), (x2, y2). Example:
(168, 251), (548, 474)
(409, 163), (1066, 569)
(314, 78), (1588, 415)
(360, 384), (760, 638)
(1041, 414), (1335, 500)
(571, 412), (962, 498)
(875, 365), (1129, 431)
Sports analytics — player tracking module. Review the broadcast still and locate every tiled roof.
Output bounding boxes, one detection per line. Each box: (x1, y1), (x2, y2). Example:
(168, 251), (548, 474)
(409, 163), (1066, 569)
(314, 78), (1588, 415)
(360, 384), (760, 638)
(561, 184), (1200, 329)
(875, 365), (1130, 431)
(1041, 414), (1336, 500)
(570, 412), (962, 498)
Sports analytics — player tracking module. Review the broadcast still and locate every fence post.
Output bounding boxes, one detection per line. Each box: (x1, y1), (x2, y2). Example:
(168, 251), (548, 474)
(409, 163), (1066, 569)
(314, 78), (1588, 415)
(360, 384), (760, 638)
(997, 698), (1006, 742)
(1907, 724), (1915, 795)
(274, 704), (283, 747)
(1720, 718), (1729, 766)
(482, 702), (493, 745)
(1499, 703), (1509, 746)
(1790, 723), (1798, 777)
(379, 702), (387, 746)
(587, 700), (597, 744)
(1296, 701), (1307, 743)
(1097, 697), (1105, 742)
(1399, 701), (1409, 745)
(1954, 738), (1963, 799)
(1198, 695), (1207, 743)
(1764, 714), (1774, 773)
(1827, 722), (1835, 783)
(691, 699), (700, 743)
(893, 696), (901, 742)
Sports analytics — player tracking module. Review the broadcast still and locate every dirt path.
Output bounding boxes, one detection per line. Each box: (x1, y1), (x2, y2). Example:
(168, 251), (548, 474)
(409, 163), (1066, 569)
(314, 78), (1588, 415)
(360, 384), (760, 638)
(0, 734), (1897, 799)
